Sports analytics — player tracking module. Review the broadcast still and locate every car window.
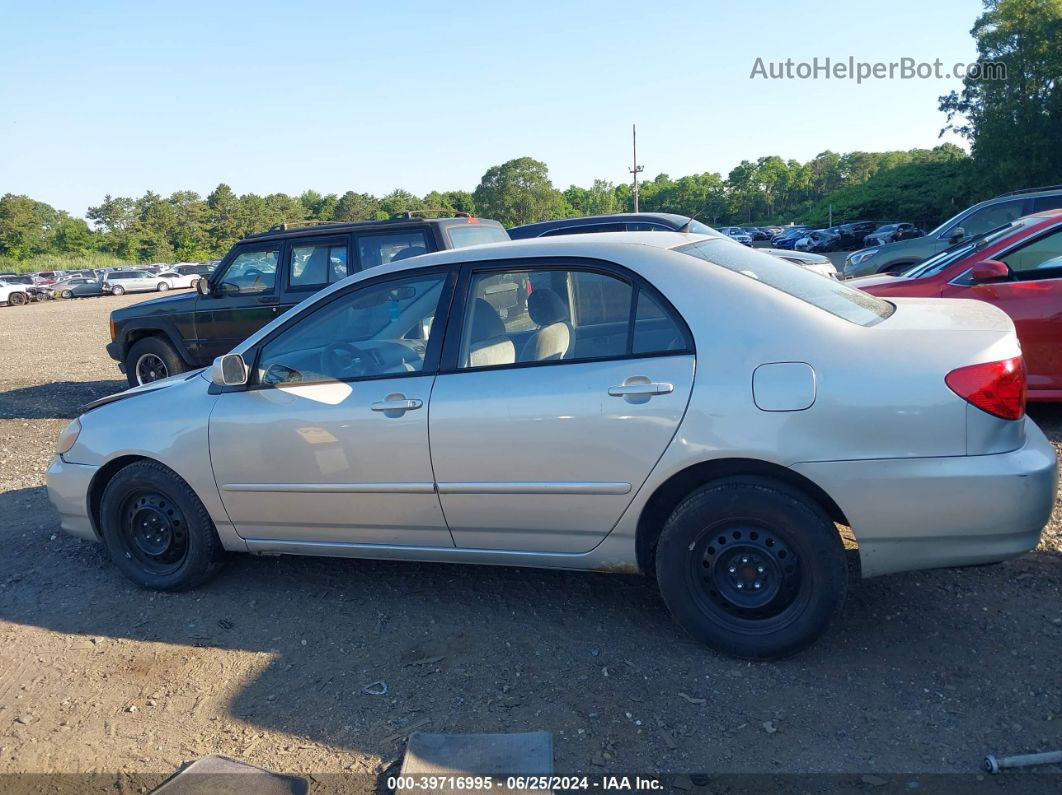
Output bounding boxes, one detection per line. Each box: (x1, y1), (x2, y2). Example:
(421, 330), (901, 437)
(357, 231), (429, 270)
(954, 200), (1025, 239)
(289, 242), (349, 289)
(256, 273), (447, 386)
(676, 239), (894, 326)
(217, 249), (279, 295)
(446, 224), (510, 249)
(626, 222), (672, 232)
(457, 267), (686, 370)
(1001, 227), (1062, 276)
(1031, 194), (1062, 213)
(542, 223), (625, 236)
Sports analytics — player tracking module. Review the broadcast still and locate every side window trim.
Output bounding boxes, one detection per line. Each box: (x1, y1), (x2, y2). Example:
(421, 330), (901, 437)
(437, 256), (695, 374)
(242, 265), (459, 390)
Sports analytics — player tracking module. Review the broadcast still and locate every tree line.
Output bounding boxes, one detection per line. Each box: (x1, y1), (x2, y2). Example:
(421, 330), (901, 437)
(2, 0), (1057, 272)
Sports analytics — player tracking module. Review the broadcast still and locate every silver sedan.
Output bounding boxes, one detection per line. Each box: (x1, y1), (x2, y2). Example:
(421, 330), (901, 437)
(47, 232), (1057, 659)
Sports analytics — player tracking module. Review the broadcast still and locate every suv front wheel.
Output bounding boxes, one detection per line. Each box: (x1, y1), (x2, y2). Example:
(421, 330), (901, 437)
(125, 336), (187, 387)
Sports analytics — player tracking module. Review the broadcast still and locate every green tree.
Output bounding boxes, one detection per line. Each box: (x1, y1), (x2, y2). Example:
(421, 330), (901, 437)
(473, 157), (568, 226)
(332, 191), (380, 222)
(940, 0), (1062, 192)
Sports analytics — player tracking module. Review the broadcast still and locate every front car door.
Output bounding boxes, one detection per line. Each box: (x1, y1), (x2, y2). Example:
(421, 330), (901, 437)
(209, 267), (457, 547)
(428, 260), (695, 553)
(195, 244), (283, 361)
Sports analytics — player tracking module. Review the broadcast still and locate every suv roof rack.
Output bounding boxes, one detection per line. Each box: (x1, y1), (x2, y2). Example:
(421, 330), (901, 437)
(390, 209), (471, 220)
(995, 184), (1062, 197)
(264, 220), (346, 233)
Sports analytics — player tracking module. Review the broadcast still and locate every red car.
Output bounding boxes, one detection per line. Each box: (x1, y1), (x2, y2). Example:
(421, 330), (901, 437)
(851, 209), (1062, 401)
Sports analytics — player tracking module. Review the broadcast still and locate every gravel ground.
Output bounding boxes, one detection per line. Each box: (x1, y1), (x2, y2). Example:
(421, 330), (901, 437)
(0, 291), (1060, 792)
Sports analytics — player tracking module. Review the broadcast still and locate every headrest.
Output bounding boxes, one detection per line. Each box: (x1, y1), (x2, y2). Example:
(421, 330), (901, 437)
(469, 298), (506, 342)
(527, 289), (569, 326)
(390, 245), (427, 262)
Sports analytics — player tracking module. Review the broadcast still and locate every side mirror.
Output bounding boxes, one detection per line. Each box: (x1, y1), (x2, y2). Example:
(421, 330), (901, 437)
(969, 259), (1010, 284)
(196, 278), (212, 297)
(948, 226), (966, 244)
(211, 353), (248, 386)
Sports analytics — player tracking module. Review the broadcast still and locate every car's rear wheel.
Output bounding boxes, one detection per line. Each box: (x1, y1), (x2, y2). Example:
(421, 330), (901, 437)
(654, 477), (847, 660)
(99, 460), (224, 591)
(125, 336), (187, 387)
(111, 285), (125, 296)
(8, 291), (28, 306)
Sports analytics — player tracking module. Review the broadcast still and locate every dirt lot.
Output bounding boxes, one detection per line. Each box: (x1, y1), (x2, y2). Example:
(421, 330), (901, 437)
(1, 291), (1060, 790)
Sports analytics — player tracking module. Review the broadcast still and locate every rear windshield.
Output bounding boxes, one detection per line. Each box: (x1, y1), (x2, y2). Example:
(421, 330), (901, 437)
(446, 224), (510, 249)
(675, 239), (894, 326)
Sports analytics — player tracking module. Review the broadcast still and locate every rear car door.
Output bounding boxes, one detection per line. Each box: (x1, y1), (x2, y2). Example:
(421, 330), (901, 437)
(428, 260), (695, 553)
(279, 235), (351, 306)
(209, 267), (457, 546)
(195, 244), (282, 360)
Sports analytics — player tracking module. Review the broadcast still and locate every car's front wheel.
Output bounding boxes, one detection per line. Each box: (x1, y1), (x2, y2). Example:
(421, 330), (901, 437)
(110, 284), (125, 296)
(8, 291), (28, 306)
(158, 281), (170, 291)
(99, 460), (224, 591)
(654, 477), (847, 660)
(61, 289), (73, 299)
(125, 336), (187, 387)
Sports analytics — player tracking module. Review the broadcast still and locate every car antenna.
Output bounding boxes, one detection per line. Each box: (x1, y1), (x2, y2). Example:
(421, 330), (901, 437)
(678, 215), (697, 233)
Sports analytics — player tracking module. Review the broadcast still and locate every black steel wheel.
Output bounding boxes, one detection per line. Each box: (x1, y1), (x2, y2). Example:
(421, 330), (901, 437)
(655, 476), (847, 659)
(99, 460), (224, 590)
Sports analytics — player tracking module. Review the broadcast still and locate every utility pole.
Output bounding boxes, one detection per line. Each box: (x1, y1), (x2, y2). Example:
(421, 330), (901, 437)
(629, 124), (644, 213)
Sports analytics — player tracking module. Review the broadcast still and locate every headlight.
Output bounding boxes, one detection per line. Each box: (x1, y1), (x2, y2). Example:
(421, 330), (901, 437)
(56, 418), (82, 456)
(847, 248), (879, 266)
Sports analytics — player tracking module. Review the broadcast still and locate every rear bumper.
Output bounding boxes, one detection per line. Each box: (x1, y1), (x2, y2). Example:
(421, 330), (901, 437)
(792, 419), (1059, 577)
(46, 456), (99, 542)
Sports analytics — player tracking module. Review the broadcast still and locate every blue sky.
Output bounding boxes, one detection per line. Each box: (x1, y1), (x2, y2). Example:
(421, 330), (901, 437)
(0, 0), (984, 217)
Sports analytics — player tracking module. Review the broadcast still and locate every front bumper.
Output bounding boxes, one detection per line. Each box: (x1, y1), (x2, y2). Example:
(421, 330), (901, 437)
(792, 419), (1059, 577)
(46, 456), (100, 542)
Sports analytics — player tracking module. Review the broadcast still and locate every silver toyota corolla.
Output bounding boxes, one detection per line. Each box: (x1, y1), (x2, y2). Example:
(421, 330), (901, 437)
(47, 232), (1058, 659)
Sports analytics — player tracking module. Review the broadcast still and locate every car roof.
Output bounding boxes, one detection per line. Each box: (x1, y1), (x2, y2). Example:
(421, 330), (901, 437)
(241, 215), (505, 243)
(508, 212), (691, 235)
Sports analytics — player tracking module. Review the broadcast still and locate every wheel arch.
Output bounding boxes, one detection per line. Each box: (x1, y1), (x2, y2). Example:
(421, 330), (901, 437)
(122, 323), (195, 366)
(635, 457), (852, 575)
(87, 454), (150, 540)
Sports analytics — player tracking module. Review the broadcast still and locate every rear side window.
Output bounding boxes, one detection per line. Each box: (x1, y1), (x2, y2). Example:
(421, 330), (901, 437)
(446, 224), (510, 249)
(1031, 194), (1062, 213)
(1001, 226), (1062, 276)
(676, 239), (894, 326)
(289, 242), (348, 289)
(357, 231), (429, 270)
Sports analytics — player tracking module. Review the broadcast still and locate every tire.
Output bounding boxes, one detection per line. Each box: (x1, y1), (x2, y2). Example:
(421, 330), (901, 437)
(654, 476), (847, 660)
(111, 285), (126, 296)
(61, 289), (73, 299)
(125, 336), (187, 387)
(158, 281), (170, 291)
(99, 460), (224, 591)
(8, 291), (28, 306)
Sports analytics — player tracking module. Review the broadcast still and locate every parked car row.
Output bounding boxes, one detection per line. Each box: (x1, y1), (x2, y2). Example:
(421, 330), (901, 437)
(0, 262), (218, 306)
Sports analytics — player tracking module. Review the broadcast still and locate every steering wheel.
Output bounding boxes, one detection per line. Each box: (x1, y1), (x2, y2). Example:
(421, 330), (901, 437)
(322, 341), (378, 378)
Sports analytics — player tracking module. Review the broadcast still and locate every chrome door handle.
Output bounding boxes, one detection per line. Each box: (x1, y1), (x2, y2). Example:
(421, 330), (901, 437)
(371, 396), (423, 413)
(608, 382), (673, 397)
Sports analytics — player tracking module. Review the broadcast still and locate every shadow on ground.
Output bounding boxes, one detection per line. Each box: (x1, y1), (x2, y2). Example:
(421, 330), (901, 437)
(0, 380), (126, 419)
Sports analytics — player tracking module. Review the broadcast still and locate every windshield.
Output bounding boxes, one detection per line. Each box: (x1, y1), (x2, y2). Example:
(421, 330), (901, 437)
(904, 219), (1036, 278)
(675, 239), (894, 326)
(446, 224), (510, 249)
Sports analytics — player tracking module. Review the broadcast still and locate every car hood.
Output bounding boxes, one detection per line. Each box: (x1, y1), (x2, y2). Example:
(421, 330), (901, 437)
(82, 368), (206, 413)
(846, 273), (908, 289)
(762, 248), (830, 264)
(110, 291), (196, 318)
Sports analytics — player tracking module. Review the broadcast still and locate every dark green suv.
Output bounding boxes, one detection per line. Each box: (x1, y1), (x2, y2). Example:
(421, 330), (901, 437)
(843, 185), (1062, 278)
(106, 214), (508, 386)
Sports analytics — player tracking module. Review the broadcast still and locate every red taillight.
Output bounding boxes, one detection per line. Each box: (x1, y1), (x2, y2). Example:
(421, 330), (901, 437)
(945, 356), (1026, 420)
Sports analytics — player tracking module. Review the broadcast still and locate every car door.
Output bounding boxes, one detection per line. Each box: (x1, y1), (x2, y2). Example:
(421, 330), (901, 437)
(195, 244), (283, 361)
(281, 235), (351, 305)
(955, 225), (1062, 392)
(209, 267), (457, 546)
(428, 260), (696, 553)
